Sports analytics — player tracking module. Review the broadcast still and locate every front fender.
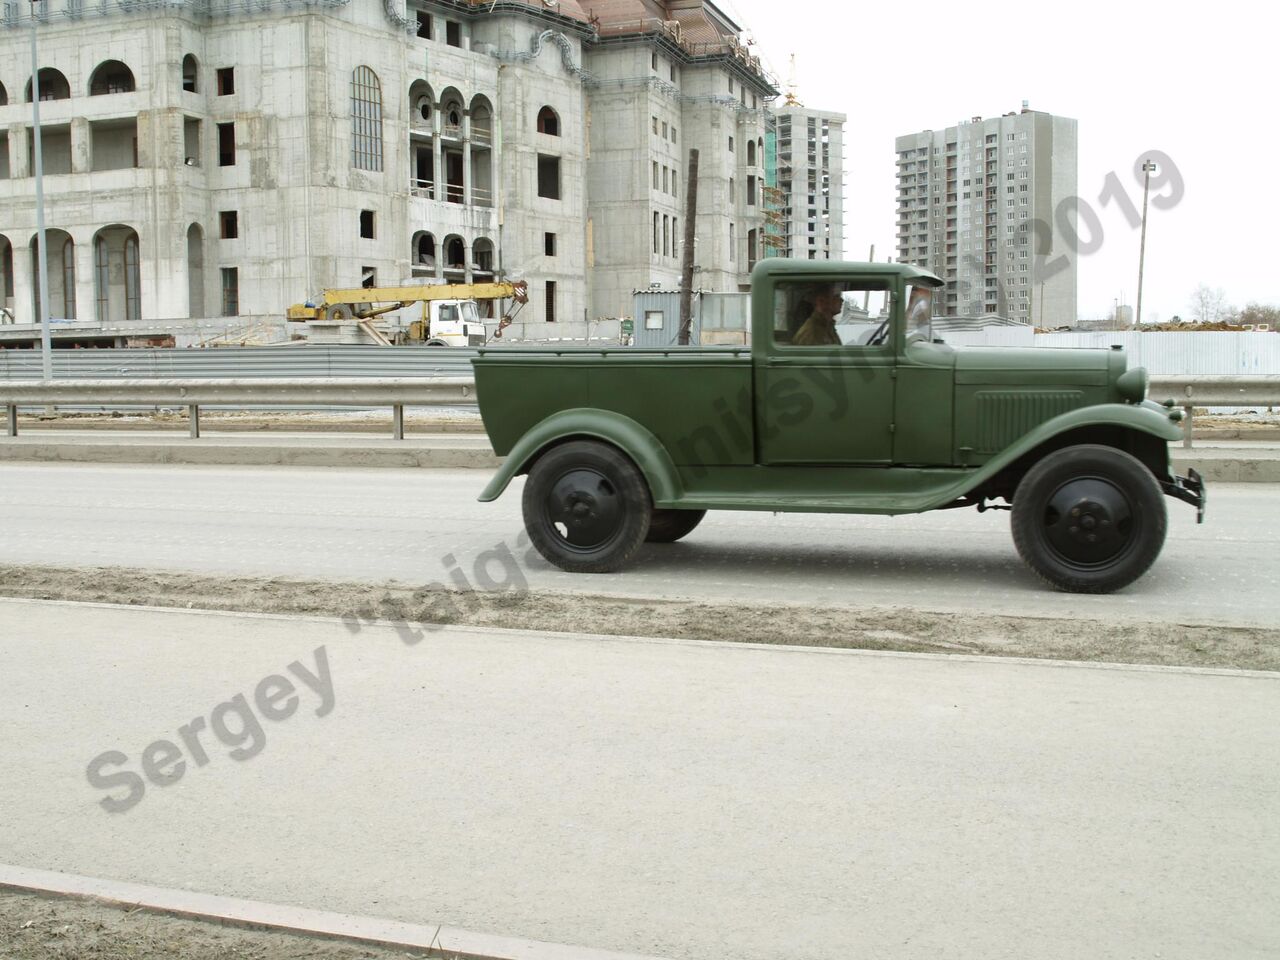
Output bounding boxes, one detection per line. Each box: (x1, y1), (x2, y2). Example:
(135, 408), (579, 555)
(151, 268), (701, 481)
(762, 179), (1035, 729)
(954, 402), (1182, 497)
(478, 408), (684, 505)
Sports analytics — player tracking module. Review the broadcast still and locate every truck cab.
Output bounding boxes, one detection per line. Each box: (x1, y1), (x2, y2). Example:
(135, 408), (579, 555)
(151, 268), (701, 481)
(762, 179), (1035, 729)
(472, 260), (1205, 593)
(413, 299), (488, 347)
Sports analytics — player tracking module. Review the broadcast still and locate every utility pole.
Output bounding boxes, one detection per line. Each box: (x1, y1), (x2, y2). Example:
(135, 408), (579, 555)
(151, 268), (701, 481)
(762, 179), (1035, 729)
(677, 148), (699, 346)
(1135, 159), (1156, 329)
(30, 0), (52, 380)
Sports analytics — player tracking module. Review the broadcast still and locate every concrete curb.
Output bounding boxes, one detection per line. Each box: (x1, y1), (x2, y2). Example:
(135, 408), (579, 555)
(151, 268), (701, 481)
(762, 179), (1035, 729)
(0, 863), (669, 960)
(1171, 453), (1280, 483)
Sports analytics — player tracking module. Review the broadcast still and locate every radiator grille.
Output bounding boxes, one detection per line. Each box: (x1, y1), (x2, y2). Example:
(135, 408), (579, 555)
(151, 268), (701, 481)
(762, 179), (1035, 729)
(975, 391), (1083, 453)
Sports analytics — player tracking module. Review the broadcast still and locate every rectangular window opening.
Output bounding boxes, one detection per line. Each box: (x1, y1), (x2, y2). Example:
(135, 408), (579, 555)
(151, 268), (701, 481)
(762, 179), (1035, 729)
(537, 154), (561, 200)
(216, 122), (235, 166)
(445, 20), (461, 46)
(360, 209), (376, 239)
(216, 67), (234, 96)
(545, 280), (556, 323)
(416, 10), (431, 38)
(220, 267), (239, 316)
(219, 210), (238, 239)
(544, 232), (557, 257)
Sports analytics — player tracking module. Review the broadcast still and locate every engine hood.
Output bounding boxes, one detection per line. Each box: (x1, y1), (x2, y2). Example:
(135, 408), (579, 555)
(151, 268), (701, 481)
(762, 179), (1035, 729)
(952, 345), (1121, 387)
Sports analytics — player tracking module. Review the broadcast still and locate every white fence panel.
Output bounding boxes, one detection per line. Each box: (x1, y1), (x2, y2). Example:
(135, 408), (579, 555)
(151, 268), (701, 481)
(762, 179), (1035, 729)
(939, 330), (1280, 377)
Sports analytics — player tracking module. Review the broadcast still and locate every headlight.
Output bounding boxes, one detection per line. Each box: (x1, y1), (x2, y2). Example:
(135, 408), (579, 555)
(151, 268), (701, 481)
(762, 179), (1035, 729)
(1116, 366), (1149, 404)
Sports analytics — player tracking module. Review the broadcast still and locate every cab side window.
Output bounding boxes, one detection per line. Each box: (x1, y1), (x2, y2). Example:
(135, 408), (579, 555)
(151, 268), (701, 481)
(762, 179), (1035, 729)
(772, 279), (895, 348)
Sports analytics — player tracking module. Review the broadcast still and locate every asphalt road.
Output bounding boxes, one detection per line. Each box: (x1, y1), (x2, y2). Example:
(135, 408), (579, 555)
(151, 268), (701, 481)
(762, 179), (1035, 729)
(2, 599), (1276, 960)
(0, 462), (1272, 626)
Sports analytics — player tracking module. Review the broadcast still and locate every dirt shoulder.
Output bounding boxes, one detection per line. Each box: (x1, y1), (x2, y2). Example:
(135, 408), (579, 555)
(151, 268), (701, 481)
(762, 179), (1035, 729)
(0, 892), (431, 960)
(2, 563), (1277, 672)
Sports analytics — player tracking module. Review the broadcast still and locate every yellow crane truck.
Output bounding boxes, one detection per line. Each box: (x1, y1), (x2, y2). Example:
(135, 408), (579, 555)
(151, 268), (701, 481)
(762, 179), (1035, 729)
(287, 281), (529, 346)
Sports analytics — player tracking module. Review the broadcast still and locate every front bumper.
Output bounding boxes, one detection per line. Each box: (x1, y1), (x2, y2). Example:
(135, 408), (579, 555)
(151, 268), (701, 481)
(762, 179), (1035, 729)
(1162, 468), (1206, 524)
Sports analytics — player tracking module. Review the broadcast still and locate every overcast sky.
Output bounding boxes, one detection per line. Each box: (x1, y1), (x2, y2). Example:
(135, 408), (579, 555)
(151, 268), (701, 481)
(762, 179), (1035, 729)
(717, 0), (1277, 322)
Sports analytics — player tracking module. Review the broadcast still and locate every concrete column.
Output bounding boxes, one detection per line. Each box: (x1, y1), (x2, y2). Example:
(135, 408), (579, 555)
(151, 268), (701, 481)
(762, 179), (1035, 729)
(70, 117), (91, 174)
(10, 241), (33, 325)
(462, 109), (472, 206)
(135, 111), (155, 168)
(75, 232), (96, 322)
(9, 124), (30, 179)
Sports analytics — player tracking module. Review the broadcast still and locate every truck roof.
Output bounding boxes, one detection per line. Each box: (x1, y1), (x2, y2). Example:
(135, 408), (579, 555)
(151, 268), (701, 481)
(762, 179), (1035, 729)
(750, 258), (944, 286)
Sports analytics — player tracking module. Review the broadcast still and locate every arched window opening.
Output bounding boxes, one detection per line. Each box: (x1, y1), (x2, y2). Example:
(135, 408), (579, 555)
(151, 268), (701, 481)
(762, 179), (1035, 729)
(536, 106), (560, 136)
(25, 68), (70, 102)
(746, 139), (756, 166)
(89, 60), (135, 96)
(350, 66), (384, 172)
(182, 55), (199, 93)
(415, 233), (436, 265)
(470, 96), (493, 144)
(31, 231), (75, 320)
(473, 238), (494, 274)
(61, 237), (76, 319)
(444, 237), (466, 271)
(0, 81), (8, 107)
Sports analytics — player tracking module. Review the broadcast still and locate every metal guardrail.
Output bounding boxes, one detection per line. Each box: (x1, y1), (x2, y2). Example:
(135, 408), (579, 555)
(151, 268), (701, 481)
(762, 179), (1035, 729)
(1, 375), (1274, 446)
(1149, 376), (1280, 447)
(1, 378), (477, 440)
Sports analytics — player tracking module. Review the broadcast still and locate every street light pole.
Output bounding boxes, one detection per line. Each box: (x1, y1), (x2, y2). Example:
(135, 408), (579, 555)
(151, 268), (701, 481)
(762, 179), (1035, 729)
(29, 0), (53, 380)
(1135, 159), (1157, 329)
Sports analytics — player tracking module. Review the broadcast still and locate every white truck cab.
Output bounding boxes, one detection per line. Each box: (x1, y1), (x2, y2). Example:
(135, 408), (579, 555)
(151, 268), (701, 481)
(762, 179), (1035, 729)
(424, 299), (488, 346)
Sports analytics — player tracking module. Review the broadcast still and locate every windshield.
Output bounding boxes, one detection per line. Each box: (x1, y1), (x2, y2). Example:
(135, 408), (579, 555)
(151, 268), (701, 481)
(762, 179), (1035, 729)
(906, 284), (934, 342)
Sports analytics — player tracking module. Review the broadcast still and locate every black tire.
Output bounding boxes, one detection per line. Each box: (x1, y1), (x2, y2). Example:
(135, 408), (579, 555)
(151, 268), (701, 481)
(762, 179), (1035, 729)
(645, 509), (706, 543)
(522, 441), (652, 573)
(1011, 444), (1167, 594)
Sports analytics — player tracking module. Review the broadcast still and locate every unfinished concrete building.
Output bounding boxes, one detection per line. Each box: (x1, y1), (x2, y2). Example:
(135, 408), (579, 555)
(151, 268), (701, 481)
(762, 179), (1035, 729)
(773, 105), (845, 261)
(0, 0), (784, 333)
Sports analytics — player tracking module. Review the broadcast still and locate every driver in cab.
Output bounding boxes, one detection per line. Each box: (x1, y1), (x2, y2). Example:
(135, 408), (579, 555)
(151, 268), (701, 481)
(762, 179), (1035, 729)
(791, 283), (844, 346)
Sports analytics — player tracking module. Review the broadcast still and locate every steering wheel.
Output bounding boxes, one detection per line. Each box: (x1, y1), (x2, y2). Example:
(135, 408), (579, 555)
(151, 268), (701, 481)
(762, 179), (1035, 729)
(866, 317), (891, 347)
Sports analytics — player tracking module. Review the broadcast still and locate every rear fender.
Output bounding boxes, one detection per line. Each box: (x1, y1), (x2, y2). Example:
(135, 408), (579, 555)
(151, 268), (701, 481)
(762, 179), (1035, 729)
(478, 409), (683, 505)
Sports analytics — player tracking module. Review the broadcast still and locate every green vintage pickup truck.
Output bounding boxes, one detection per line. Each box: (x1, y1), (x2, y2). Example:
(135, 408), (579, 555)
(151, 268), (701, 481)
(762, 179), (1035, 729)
(473, 260), (1205, 593)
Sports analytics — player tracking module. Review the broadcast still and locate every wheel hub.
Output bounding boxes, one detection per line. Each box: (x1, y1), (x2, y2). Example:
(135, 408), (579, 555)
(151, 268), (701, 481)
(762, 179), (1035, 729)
(546, 469), (622, 551)
(1044, 479), (1134, 567)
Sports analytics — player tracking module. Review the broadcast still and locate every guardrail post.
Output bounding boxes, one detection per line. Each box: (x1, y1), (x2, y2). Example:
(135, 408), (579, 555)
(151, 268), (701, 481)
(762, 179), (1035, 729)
(5, 405), (16, 438)
(1183, 406), (1193, 448)
(392, 404), (404, 441)
(189, 404), (201, 439)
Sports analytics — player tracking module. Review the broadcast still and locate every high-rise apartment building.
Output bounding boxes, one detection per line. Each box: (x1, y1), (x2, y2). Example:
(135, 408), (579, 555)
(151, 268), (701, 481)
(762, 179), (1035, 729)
(773, 106), (844, 261)
(894, 106), (1077, 325)
(0, 0), (789, 335)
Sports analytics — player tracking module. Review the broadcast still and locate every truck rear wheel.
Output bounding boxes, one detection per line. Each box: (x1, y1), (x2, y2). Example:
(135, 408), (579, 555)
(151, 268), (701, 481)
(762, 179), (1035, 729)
(645, 509), (706, 543)
(1011, 444), (1166, 594)
(522, 441), (652, 573)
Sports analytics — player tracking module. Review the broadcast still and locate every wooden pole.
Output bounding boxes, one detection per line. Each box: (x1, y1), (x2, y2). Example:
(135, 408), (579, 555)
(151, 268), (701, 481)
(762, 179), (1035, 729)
(678, 149), (700, 346)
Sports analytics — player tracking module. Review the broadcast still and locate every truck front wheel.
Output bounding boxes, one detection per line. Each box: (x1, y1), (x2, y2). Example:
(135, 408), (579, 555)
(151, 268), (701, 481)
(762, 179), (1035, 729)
(1011, 444), (1167, 594)
(522, 441), (652, 573)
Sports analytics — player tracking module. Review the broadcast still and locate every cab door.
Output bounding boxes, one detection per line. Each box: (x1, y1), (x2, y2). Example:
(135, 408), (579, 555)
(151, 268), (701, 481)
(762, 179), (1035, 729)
(756, 276), (898, 465)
